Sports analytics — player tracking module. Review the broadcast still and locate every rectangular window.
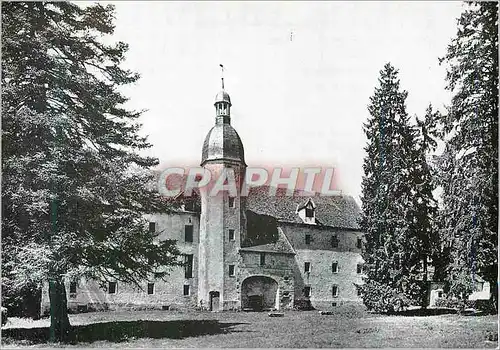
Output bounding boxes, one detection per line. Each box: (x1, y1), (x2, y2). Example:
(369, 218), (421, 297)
(185, 225), (193, 243)
(229, 229), (235, 241)
(108, 282), (117, 294)
(331, 235), (339, 248)
(304, 286), (311, 298)
(228, 197), (235, 208)
(147, 283), (154, 295)
(229, 264), (235, 277)
(357, 264), (363, 274)
(260, 253), (265, 266)
(69, 281), (77, 298)
(332, 262), (338, 273)
(305, 234), (311, 245)
(184, 254), (193, 278)
(69, 281), (77, 294)
(332, 285), (338, 297)
(154, 272), (163, 279)
(305, 207), (314, 218)
(149, 222), (156, 233)
(332, 302), (337, 307)
(304, 262), (311, 273)
(357, 238), (362, 249)
(183, 284), (190, 296)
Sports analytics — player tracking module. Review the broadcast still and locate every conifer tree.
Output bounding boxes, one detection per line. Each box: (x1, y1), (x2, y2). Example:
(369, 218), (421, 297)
(410, 105), (442, 306)
(2, 2), (180, 341)
(438, 2), (498, 309)
(359, 63), (429, 312)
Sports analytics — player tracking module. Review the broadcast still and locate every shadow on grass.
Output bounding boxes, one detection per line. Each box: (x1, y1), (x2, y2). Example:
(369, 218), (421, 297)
(2, 319), (247, 344)
(393, 308), (458, 317)
(393, 308), (494, 317)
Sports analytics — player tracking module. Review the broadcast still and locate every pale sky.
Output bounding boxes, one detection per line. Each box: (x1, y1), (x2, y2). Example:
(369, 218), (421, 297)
(102, 1), (464, 203)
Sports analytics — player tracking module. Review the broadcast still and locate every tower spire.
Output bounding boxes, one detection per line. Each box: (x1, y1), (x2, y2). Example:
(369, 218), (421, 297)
(220, 64), (224, 90)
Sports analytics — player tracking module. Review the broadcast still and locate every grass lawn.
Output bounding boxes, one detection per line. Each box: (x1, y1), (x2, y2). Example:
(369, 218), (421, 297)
(2, 306), (498, 348)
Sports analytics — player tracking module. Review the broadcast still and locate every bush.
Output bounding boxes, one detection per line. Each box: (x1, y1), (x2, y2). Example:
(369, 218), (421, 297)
(434, 297), (496, 313)
(2, 284), (41, 319)
(434, 297), (466, 310)
(465, 299), (497, 314)
(294, 299), (315, 311)
(359, 280), (414, 314)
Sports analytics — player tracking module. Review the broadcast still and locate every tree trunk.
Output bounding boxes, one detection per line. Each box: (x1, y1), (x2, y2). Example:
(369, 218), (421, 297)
(48, 279), (71, 343)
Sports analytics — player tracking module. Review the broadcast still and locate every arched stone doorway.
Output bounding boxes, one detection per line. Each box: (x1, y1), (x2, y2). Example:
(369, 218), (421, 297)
(241, 276), (279, 311)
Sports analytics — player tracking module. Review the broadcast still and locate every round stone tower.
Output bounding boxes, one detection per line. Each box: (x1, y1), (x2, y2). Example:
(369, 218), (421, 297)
(198, 82), (247, 311)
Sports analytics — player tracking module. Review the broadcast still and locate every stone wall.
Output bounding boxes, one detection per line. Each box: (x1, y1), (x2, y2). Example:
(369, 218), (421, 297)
(41, 212), (200, 313)
(222, 164), (247, 311)
(239, 250), (295, 310)
(280, 223), (364, 310)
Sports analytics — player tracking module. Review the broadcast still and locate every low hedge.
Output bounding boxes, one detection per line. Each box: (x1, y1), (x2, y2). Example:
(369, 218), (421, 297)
(434, 297), (496, 313)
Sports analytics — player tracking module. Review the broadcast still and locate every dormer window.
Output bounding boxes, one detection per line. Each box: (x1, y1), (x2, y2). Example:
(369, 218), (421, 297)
(297, 198), (316, 225)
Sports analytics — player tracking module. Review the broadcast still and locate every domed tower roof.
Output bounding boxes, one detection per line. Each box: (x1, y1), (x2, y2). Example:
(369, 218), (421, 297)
(201, 123), (245, 165)
(215, 90), (231, 105)
(201, 68), (245, 166)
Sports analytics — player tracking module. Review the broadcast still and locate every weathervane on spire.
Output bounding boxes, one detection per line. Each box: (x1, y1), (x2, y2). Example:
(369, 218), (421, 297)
(220, 64), (225, 90)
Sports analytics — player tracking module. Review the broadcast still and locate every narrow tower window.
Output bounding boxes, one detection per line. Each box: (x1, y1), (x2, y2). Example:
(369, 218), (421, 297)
(185, 225), (193, 242)
(332, 262), (338, 273)
(184, 254), (193, 278)
(228, 196), (235, 208)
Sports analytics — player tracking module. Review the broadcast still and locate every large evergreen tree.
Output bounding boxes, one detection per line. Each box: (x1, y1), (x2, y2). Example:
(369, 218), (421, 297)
(438, 1), (498, 308)
(359, 63), (435, 312)
(411, 105), (442, 305)
(2, 2), (180, 341)
(361, 64), (420, 311)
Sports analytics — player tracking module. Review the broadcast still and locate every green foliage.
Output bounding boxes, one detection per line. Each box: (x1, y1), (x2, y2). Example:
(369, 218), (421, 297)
(360, 63), (438, 311)
(357, 280), (414, 313)
(434, 297), (496, 314)
(437, 2), (498, 304)
(1, 2), (181, 338)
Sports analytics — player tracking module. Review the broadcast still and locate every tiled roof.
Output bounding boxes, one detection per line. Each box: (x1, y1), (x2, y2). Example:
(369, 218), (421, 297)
(152, 170), (361, 229)
(240, 227), (295, 255)
(246, 186), (361, 230)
